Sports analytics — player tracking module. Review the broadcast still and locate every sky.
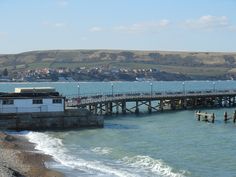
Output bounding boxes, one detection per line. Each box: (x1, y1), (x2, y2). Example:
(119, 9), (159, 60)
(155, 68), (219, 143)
(0, 0), (236, 54)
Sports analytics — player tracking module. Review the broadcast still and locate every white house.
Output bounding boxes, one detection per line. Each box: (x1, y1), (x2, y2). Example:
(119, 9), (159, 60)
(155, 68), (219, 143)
(0, 87), (65, 113)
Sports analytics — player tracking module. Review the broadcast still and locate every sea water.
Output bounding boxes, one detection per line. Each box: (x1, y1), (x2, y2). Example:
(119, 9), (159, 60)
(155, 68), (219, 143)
(2, 81), (236, 177)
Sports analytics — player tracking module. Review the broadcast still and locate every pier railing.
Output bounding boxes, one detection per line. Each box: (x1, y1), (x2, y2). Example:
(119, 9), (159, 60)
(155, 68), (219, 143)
(65, 89), (236, 107)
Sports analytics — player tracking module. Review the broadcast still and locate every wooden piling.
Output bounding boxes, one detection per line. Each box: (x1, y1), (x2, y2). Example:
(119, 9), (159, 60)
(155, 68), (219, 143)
(212, 113), (215, 123)
(233, 111), (236, 123)
(195, 111), (215, 123)
(224, 111), (228, 122)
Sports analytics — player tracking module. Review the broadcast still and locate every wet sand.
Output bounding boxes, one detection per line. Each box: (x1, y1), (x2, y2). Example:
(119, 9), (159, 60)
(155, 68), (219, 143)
(0, 132), (64, 177)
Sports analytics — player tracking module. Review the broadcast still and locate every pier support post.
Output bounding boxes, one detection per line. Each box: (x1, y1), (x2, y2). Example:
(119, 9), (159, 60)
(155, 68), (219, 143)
(99, 103), (103, 115)
(159, 100), (164, 111)
(105, 103), (109, 115)
(148, 101), (152, 113)
(116, 102), (119, 115)
(218, 97), (223, 107)
(109, 102), (113, 114)
(183, 99), (187, 109)
(171, 99), (176, 110)
(135, 101), (139, 115)
(122, 101), (126, 114)
(229, 97), (232, 107)
(94, 104), (97, 115)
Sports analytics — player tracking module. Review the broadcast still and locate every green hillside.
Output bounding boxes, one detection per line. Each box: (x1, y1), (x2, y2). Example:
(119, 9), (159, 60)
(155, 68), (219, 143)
(1, 49), (236, 77)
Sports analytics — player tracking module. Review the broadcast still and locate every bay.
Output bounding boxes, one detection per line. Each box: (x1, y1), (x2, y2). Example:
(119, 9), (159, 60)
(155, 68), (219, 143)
(2, 81), (236, 177)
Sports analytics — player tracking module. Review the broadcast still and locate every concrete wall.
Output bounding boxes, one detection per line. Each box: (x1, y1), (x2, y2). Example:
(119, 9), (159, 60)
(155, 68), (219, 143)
(0, 108), (103, 131)
(0, 98), (64, 113)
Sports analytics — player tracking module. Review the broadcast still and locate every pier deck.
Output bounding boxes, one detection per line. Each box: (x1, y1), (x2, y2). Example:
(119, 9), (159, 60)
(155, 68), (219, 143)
(66, 90), (236, 115)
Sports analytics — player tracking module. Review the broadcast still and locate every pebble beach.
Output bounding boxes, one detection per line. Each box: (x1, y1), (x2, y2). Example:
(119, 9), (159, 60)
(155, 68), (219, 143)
(0, 132), (63, 177)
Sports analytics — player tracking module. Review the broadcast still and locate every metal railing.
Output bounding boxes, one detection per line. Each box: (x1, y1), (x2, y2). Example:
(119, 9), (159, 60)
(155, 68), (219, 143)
(65, 89), (236, 107)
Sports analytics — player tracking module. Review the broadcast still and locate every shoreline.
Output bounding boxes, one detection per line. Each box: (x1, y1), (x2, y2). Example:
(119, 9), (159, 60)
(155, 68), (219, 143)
(0, 131), (64, 177)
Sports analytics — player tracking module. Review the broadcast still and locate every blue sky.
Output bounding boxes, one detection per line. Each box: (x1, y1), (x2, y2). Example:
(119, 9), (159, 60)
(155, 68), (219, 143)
(0, 0), (236, 54)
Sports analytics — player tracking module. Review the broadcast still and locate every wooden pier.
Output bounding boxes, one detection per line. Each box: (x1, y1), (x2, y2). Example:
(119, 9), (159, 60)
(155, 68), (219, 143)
(66, 90), (236, 116)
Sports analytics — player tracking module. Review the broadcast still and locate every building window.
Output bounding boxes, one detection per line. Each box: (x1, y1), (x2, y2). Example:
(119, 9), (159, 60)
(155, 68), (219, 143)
(33, 99), (43, 104)
(2, 99), (14, 105)
(52, 98), (62, 104)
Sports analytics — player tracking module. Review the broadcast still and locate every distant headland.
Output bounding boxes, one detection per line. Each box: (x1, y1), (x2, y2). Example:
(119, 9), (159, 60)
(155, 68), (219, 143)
(0, 49), (236, 81)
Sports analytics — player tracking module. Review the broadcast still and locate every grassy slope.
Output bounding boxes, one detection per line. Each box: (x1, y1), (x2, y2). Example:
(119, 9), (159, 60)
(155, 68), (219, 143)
(0, 49), (236, 77)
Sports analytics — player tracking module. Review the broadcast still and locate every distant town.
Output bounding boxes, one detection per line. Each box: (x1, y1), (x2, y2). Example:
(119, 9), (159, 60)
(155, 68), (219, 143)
(0, 66), (192, 82)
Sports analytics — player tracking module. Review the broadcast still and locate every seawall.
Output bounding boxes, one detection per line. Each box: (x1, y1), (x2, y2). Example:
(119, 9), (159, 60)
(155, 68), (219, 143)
(0, 108), (104, 131)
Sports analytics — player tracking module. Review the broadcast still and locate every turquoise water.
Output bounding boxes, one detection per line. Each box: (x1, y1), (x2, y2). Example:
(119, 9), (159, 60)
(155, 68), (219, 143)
(3, 81), (236, 177)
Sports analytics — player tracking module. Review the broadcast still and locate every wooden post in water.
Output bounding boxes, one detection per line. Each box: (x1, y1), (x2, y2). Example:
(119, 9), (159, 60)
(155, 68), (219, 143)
(224, 111), (228, 122)
(233, 110), (236, 123)
(212, 113), (215, 123)
(197, 110), (201, 121)
(204, 112), (208, 121)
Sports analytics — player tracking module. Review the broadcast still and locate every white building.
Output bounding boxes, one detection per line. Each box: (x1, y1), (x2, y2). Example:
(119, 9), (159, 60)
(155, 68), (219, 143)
(0, 87), (65, 113)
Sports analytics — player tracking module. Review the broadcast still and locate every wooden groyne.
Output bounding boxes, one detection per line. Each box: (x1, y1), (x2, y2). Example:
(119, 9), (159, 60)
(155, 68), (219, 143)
(195, 110), (236, 123)
(195, 111), (215, 123)
(0, 108), (104, 131)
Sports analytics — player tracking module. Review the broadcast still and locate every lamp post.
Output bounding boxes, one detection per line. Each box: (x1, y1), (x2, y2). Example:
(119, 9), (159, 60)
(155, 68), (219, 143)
(77, 83), (80, 105)
(111, 83), (114, 96)
(213, 81), (216, 92)
(182, 82), (185, 94)
(150, 82), (153, 96)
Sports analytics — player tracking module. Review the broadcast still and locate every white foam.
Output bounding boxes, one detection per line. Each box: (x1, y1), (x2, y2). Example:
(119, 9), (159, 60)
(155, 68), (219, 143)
(122, 155), (186, 177)
(91, 147), (112, 155)
(26, 132), (137, 177)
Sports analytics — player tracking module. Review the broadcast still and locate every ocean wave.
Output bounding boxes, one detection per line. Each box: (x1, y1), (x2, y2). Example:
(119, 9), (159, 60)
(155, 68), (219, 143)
(91, 147), (112, 155)
(26, 132), (137, 177)
(122, 155), (187, 177)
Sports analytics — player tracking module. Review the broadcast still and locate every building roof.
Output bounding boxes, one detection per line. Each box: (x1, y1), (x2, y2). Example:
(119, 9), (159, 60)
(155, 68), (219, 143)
(0, 92), (63, 99)
(15, 87), (56, 93)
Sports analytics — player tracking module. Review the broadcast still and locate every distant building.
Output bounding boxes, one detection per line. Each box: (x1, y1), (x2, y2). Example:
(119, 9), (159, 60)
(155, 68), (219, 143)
(0, 87), (65, 113)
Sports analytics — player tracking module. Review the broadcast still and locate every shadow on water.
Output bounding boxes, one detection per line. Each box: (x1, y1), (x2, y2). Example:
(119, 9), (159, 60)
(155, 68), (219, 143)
(104, 123), (139, 130)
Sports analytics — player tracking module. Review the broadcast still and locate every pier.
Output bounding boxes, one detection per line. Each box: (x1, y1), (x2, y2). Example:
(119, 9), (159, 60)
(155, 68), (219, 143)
(66, 89), (236, 116)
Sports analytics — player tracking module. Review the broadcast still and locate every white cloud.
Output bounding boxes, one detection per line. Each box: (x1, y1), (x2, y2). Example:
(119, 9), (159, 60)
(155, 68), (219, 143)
(185, 15), (230, 29)
(89, 26), (103, 32)
(57, 0), (69, 6)
(113, 19), (170, 33)
(42, 21), (66, 28)
(55, 23), (66, 27)
(159, 19), (170, 27)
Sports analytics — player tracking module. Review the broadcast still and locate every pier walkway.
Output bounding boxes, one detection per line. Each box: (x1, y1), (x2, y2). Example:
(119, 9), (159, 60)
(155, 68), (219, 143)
(66, 90), (236, 115)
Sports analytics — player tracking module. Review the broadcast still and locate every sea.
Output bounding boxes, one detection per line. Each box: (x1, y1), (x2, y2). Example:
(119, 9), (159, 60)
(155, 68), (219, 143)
(3, 80), (236, 177)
